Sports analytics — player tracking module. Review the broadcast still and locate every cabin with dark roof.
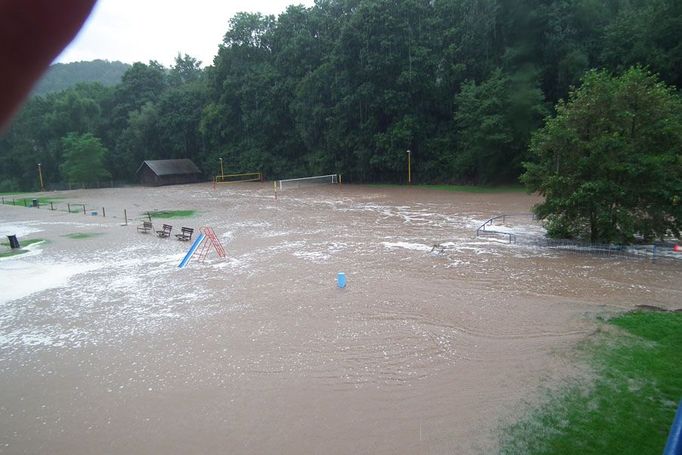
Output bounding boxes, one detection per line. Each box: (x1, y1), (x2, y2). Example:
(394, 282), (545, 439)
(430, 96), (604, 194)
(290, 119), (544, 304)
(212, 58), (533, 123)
(136, 159), (202, 186)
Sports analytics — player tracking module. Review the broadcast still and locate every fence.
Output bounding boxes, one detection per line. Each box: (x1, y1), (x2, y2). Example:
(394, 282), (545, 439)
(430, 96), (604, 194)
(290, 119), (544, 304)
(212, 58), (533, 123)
(475, 213), (536, 244)
(531, 238), (679, 262)
(0, 197), (132, 225)
(44, 180), (130, 191)
(474, 213), (680, 263)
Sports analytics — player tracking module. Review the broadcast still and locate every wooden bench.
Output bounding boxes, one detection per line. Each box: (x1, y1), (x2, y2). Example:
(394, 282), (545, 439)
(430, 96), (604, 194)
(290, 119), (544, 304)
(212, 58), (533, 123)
(137, 221), (153, 233)
(156, 224), (172, 238)
(175, 227), (194, 241)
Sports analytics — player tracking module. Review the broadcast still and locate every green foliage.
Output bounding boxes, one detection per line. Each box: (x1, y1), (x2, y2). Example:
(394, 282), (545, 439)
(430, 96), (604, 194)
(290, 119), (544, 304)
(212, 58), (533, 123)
(2, 0), (682, 190)
(60, 133), (111, 185)
(522, 67), (682, 243)
(501, 311), (682, 455)
(32, 60), (130, 96)
(64, 233), (102, 239)
(601, 0), (682, 89)
(455, 68), (547, 183)
(0, 239), (45, 258)
(147, 210), (196, 218)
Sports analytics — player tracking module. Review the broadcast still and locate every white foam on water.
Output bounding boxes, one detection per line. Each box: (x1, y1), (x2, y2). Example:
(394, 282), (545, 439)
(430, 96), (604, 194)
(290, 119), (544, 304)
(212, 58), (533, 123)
(0, 223), (43, 238)
(0, 259), (101, 305)
(293, 251), (331, 263)
(381, 241), (433, 252)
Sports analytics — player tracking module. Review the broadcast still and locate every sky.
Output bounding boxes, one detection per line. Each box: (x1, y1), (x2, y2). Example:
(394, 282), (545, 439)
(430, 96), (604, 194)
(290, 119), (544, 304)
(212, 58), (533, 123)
(56, 0), (315, 68)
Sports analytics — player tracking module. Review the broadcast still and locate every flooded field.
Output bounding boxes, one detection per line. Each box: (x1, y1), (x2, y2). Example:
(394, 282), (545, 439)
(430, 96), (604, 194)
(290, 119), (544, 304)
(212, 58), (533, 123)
(1, 183), (680, 454)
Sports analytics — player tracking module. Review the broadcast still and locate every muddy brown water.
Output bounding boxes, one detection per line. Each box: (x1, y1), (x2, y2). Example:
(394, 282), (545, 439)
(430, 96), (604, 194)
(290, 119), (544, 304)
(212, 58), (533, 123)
(0, 183), (680, 454)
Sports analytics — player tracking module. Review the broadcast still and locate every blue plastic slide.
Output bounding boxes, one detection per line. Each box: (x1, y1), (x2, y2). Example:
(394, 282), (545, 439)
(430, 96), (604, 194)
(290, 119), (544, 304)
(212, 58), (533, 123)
(178, 233), (205, 268)
(664, 400), (682, 455)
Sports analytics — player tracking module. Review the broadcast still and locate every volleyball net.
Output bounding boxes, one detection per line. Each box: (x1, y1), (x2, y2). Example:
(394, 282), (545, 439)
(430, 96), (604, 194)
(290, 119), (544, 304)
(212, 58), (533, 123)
(214, 172), (262, 184)
(275, 174), (339, 191)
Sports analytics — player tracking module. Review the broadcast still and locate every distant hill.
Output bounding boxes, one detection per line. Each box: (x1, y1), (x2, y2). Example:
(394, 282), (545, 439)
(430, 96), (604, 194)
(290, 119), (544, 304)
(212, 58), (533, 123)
(32, 60), (131, 96)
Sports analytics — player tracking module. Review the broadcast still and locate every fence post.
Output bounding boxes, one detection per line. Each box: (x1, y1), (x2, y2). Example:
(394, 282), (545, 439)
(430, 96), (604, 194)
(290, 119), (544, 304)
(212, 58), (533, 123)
(124, 209), (128, 226)
(102, 207), (106, 217)
(83, 205), (86, 215)
(68, 203), (71, 213)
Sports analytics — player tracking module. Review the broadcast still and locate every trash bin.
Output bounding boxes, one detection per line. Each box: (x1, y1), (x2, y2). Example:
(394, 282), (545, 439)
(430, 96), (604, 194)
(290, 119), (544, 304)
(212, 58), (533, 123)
(32, 198), (38, 208)
(7, 235), (20, 249)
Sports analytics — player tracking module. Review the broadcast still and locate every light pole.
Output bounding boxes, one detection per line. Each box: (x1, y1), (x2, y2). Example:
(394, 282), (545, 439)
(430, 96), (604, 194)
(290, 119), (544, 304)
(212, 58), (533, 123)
(37, 163), (45, 192)
(219, 157), (224, 178)
(406, 150), (412, 184)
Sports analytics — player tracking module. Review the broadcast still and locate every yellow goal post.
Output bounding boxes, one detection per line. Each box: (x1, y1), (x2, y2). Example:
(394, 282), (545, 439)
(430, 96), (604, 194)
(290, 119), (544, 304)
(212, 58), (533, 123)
(214, 172), (262, 184)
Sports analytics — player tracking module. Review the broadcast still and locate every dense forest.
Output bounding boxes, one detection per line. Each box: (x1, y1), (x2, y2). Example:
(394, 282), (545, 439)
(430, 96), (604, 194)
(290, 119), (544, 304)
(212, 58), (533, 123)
(31, 60), (131, 96)
(0, 0), (680, 192)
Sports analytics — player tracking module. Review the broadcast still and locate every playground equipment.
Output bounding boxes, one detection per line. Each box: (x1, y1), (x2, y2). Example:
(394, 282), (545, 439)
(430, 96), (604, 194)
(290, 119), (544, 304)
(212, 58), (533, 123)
(475, 213), (535, 244)
(664, 400), (682, 455)
(178, 234), (205, 268)
(177, 226), (226, 268)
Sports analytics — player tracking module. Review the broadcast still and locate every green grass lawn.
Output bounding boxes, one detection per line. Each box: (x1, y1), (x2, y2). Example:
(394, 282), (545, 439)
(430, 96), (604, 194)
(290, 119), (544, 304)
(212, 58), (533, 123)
(371, 183), (526, 193)
(0, 239), (45, 258)
(501, 311), (682, 454)
(63, 233), (102, 240)
(147, 210), (197, 218)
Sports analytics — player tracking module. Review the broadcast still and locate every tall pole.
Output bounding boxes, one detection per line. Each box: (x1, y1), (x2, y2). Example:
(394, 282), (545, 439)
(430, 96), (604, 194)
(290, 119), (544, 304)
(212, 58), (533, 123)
(219, 157), (224, 178)
(37, 163), (45, 191)
(406, 150), (412, 184)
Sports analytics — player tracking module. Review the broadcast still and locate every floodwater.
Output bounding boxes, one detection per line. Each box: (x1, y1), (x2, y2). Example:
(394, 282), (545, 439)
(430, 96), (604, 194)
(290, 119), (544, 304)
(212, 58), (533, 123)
(0, 183), (680, 454)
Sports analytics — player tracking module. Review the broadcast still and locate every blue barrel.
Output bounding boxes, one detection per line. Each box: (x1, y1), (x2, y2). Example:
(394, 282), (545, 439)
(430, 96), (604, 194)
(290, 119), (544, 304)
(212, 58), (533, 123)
(337, 272), (346, 288)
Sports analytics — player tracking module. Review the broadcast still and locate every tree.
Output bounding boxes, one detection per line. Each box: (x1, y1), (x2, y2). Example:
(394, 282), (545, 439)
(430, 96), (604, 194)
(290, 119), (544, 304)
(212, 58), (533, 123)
(169, 54), (203, 87)
(522, 67), (682, 243)
(60, 133), (111, 185)
(455, 68), (546, 183)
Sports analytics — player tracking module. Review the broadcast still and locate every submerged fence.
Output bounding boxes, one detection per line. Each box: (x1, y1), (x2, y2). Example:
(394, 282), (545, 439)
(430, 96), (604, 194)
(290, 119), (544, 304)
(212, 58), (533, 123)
(0, 196), (132, 224)
(476, 213), (536, 244)
(523, 237), (679, 262)
(474, 213), (680, 263)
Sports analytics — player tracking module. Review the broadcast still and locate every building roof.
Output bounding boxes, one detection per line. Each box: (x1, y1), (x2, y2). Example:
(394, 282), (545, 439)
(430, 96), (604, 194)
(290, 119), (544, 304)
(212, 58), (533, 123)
(136, 159), (201, 176)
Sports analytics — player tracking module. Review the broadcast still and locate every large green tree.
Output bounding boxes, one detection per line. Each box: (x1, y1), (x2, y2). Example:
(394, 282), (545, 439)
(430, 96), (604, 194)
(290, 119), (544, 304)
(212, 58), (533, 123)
(522, 67), (682, 243)
(60, 133), (111, 186)
(455, 68), (546, 183)
(3, 0), (682, 189)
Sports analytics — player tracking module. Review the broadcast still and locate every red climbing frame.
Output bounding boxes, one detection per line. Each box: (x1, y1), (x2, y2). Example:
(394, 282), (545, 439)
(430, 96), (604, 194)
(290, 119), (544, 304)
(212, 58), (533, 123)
(196, 226), (226, 262)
